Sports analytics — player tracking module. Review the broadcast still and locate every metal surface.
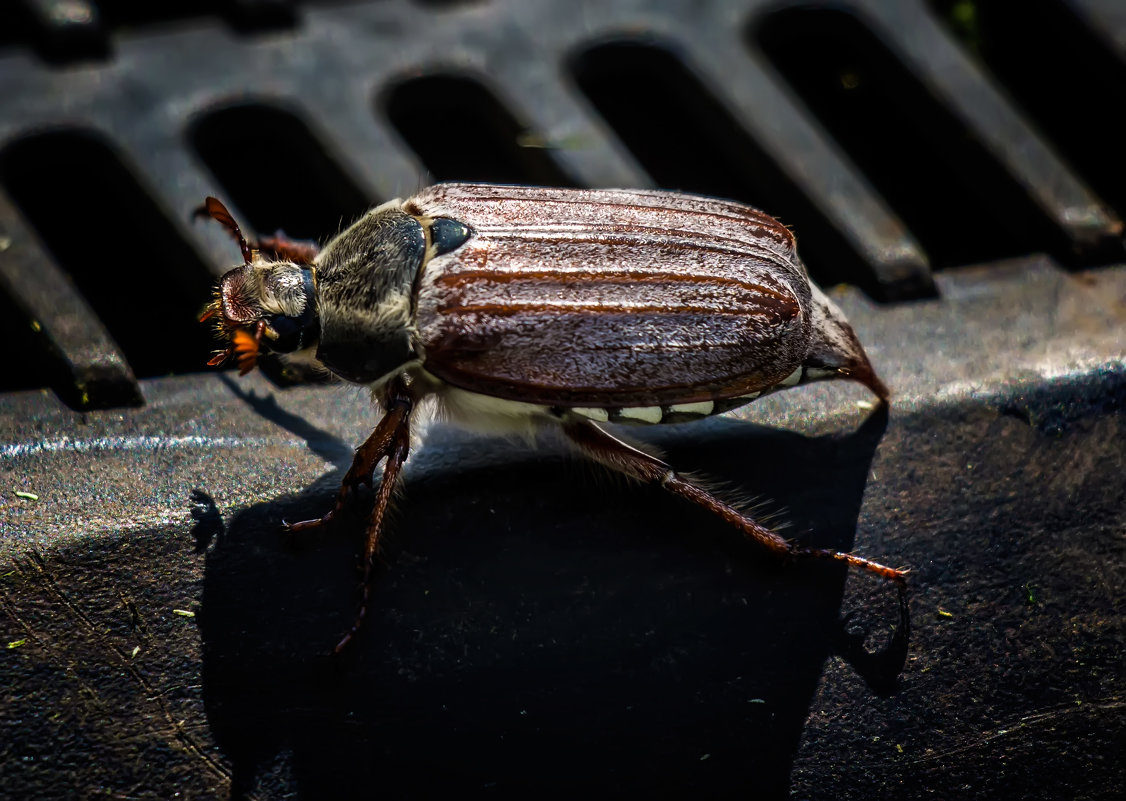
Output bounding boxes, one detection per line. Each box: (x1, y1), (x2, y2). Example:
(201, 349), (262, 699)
(1, 1), (1123, 798)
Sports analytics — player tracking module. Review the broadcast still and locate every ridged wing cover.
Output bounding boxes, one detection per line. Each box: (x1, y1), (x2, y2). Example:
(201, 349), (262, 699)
(411, 184), (812, 407)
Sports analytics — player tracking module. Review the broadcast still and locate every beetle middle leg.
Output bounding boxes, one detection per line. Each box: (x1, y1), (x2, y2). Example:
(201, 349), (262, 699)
(563, 419), (906, 585)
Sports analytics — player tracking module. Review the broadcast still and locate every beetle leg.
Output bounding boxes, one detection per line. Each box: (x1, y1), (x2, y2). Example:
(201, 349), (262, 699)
(563, 419), (907, 586)
(257, 231), (320, 265)
(283, 377), (415, 537)
(282, 400), (410, 534)
(333, 413), (411, 654)
(283, 376), (414, 652)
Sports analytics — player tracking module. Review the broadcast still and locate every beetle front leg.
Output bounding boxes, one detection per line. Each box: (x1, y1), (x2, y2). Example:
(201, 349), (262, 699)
(562, 420), (907, 586)
(333, 413), (411, 654)
(282, 398), (411, 534)
(284, 377), (415, 537)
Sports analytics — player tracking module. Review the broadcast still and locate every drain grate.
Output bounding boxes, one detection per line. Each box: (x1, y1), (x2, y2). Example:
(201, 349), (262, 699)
(1, 0), (1122, 406)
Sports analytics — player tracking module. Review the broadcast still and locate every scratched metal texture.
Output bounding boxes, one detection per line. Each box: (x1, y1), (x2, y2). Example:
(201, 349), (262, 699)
(1, 1), (1124, 799)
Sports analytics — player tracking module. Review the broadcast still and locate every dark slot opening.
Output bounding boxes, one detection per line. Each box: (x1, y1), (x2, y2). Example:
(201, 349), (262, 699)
(0, 130), (218, 379)
(190, 104), (372, 241)
(382, 74), (577, 186)
(95, 0), (295, 34)
(1, 0), (110, 64)
(87, 0), (214, 27)
(0, 291), (54, 394)
(570, 41), (880, 294)
(3, 1), (295, 66)
(410, 0), (486, 7)
(0, 3), (31, 51)
(754, 6), (1074, 270)
(932, 0), (1126, 222)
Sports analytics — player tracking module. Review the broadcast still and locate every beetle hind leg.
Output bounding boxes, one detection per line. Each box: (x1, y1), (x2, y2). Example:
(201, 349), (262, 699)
(562, 419), (906, 586)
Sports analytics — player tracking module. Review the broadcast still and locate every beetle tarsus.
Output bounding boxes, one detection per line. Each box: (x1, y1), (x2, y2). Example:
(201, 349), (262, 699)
(332, 585), (370, 655)
(796, 546), (909, 585)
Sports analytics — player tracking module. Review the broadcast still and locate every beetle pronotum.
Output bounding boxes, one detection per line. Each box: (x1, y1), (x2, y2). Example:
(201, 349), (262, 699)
(199, 183), (906, 652)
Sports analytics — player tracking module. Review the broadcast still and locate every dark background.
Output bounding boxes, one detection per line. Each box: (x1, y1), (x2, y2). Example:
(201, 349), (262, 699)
(1, 1), (1123, 799)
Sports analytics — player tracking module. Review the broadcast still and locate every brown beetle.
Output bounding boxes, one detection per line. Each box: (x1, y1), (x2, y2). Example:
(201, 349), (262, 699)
(199, 184), (904, 652)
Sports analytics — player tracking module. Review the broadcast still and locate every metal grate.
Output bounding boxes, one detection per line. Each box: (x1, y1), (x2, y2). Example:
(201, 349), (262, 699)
(1, 1), (1123, 798)
(1, 0), (1123, 407)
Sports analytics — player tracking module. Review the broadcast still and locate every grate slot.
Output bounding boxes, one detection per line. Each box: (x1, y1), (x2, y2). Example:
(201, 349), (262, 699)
(0, 187), (141, 409)
(1, 130), (216, 381)
(570, 41), (886, 295)
(572, 42), (772, 207)
(0, 286), (56, 394)
(382, 74), (578, 186)
(932, 0), (1126, 223)
(6, 0), (299, 64)
(0, 4), (27, 50)
(410, 0), (485, 7)
(14, 0), (110, 64)
(753, 6), (1081, 270)
(70, 0), (297, 35)
(190, 103), (372, 241)
(66, 0), (217, 28)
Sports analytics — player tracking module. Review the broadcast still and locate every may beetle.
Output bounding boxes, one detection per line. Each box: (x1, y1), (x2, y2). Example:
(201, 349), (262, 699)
(199, 183), (905, 652)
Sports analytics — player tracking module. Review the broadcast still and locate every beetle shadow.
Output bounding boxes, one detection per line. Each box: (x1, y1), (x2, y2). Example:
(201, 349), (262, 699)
(197, 405), (902, 799)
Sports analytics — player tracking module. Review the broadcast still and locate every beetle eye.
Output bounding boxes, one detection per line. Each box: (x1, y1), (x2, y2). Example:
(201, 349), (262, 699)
(430, 217), (471, 256)
(218, 266), (260, 324)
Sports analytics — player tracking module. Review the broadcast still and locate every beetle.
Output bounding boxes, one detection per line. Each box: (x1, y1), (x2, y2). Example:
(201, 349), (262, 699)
(198, 183), (906, 653)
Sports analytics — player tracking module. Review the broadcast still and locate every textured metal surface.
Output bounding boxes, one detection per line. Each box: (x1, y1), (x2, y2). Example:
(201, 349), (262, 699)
(1, 1), (1124, 798)
(1, 0), (1122, 410)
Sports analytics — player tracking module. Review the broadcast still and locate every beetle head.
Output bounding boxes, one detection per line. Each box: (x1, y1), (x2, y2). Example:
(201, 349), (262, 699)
(197, 197), (319, 375)
(201, 261), (319, 375)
